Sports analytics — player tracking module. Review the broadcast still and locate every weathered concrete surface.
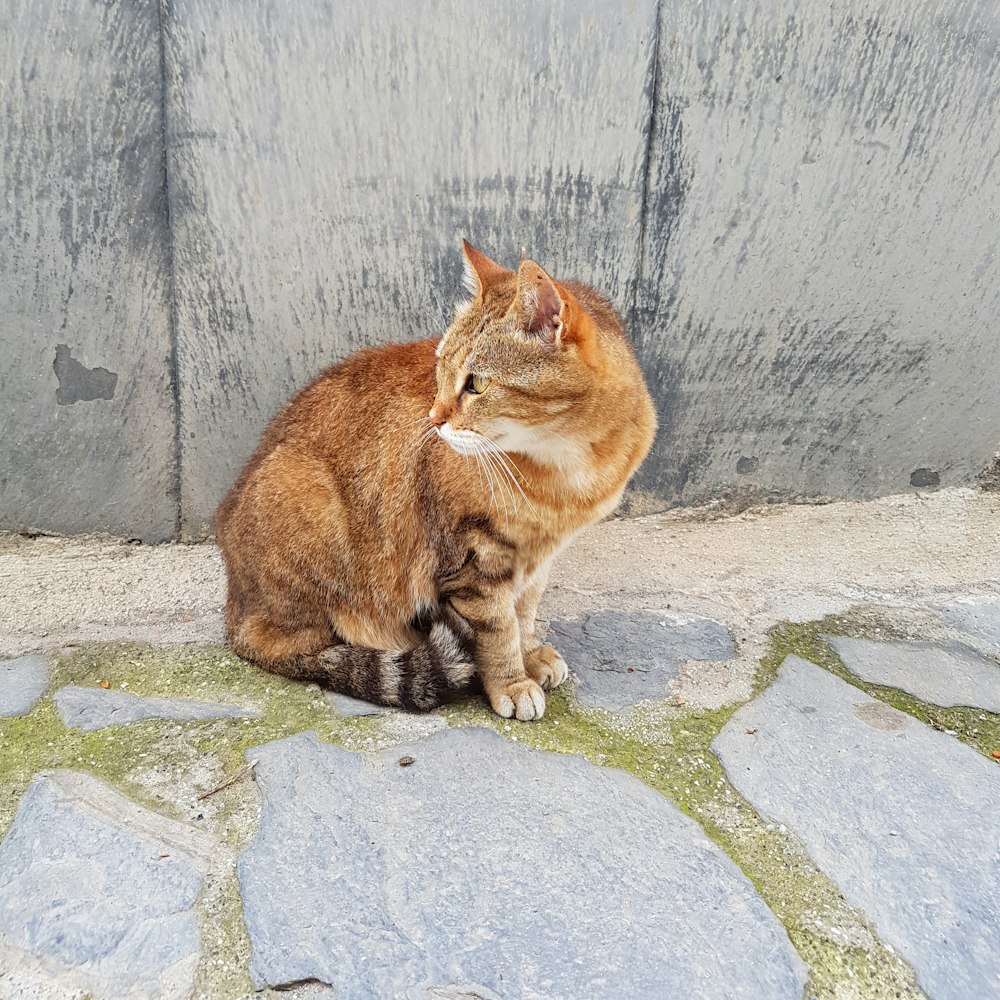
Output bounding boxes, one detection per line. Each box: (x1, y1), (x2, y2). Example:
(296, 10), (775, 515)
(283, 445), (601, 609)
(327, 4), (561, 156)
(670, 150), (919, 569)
(163, 0), (658, 536)
(0, 771), (213, 1000)
(0, 0), (176, 541)
(3, 489), (998, 711)
(0, 655), (47, 718)
(633, 0), (1000, 509)
(826, 635), (1000, 711)
(550, 610), (734, 710)
(53, 685), (257, 731)
(939, 598), (1000, 657)
(3, 2), (999, 539)
(715, 656), (1000, 1000)
(238, 729), (806, 998)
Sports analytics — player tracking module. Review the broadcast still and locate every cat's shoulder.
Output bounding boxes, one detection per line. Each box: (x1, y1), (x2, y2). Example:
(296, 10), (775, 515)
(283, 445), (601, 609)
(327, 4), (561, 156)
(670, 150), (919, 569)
(309, 336), (439, 385)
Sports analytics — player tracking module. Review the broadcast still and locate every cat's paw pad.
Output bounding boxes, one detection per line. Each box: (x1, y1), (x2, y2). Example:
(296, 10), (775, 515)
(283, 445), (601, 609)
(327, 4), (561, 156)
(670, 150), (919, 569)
(525, 645), (569, 691)
(491, 679), (546, 721)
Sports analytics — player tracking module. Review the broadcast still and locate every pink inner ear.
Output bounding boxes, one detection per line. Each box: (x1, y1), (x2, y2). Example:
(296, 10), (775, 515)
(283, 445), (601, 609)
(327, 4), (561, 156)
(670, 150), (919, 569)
(528, 276), (562, 339)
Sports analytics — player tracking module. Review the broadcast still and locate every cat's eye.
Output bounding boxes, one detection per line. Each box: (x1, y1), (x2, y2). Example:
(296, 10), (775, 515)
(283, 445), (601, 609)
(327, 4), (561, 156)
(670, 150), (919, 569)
(465, 373), (490, 395)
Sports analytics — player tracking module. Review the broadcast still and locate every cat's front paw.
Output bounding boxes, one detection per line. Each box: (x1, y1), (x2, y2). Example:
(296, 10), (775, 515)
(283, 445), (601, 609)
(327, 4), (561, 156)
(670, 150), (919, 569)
(525, 644), (569, 691)
(489, 678), (546, 721)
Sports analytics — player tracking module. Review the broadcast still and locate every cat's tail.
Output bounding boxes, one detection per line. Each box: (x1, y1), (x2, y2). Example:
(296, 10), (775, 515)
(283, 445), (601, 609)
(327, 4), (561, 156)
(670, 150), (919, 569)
(252, 618), (477, 711)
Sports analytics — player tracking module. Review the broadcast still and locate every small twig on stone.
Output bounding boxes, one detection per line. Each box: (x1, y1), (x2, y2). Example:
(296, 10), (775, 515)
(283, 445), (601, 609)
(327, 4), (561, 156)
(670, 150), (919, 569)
(197, 759), (258, 801)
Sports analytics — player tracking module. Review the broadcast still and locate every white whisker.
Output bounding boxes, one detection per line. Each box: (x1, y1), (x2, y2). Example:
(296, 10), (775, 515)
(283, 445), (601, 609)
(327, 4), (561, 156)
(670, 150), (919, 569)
(543, 426), (576, 448)
(485, 451), (512, 529)
(471, 445), (494, 505)
(472, 449), (486, 491)
(479, 437), (536, 514)
(409, 426), (436, 455)
(479, 446), (516, 517)
(477, 448), (504, 527)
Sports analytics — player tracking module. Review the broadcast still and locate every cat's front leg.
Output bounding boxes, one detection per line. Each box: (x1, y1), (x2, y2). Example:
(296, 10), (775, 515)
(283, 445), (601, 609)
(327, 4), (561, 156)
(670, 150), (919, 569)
(449, 586), (545, 721)
(516, 564), (569, 692)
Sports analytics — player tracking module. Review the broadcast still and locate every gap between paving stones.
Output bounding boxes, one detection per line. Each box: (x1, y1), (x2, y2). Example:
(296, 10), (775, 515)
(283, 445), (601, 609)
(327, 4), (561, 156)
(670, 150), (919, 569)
(5, 606), (995, 1000)
(715, 656), (1000, 1000)
(0, 643), (454, 1000)
(764, 611), (1000, 761)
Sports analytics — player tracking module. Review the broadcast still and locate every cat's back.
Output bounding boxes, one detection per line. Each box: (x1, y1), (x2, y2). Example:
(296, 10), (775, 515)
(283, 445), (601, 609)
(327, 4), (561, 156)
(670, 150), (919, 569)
(259, 336), (437, 447)
(215, 337), (438, 534)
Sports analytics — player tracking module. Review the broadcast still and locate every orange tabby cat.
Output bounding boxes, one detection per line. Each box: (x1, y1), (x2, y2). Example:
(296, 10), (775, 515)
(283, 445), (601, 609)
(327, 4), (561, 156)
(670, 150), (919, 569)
(215, 242), (656, 720)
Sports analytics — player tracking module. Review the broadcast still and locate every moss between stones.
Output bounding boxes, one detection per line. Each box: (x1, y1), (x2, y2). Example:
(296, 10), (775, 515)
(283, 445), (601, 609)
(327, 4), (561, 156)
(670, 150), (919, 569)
(0, 642), (390, 999)
(765, 612), (1000, 761)
(6, 610), (993, 999)
(442, 670), (926, 1000)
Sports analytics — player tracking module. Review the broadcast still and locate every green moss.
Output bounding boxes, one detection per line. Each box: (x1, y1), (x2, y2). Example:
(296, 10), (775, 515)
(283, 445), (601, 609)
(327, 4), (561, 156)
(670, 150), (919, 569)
(0, 641), (389, 999)
(443, 637), (927, 1000)
(192, 863), (257, 999)
(765, 614), (1000, 760)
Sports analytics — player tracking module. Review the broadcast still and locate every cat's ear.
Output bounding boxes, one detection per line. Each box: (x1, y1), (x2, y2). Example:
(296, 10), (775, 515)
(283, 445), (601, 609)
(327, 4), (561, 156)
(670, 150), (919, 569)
(461, 240), (510, 298)
(513, 259), (565, 346)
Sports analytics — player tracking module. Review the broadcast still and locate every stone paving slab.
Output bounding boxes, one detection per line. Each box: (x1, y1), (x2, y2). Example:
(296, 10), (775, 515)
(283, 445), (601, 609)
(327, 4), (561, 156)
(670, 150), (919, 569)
(238, 728), (806, 1000)
(324, 691), (393, 717)
(549, 610), (735, 710)
(714, 656), (1000, 1000)
(0, 654), (47, 717)
(938, 598), (1000, 658)
(825, 635), (1000, 711)
(0, 770), (215, 1000)
(53, 685), (257, 731)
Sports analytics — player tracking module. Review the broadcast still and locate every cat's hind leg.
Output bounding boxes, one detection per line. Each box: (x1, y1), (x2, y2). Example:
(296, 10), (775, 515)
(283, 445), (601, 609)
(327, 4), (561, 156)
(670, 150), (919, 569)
(230, 612), (474, 710)
(228, 613), (333, 679)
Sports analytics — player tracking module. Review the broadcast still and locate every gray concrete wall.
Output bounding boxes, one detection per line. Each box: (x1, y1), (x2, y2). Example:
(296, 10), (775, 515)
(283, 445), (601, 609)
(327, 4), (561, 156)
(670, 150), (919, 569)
(2, 0), (998, 541)
(0, 0), (177, 541)
(634, 0), (1000, 508)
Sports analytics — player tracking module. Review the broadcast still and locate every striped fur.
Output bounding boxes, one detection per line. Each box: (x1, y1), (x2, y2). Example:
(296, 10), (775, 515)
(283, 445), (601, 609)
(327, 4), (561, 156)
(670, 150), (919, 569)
(249, 619), (475, 710)
(215, 241), (656, 719)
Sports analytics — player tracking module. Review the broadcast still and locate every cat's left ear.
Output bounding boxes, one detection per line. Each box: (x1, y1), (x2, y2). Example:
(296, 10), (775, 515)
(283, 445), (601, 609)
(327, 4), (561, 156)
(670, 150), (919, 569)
(461, 240), (510, 298)
(513, 260), (566, 346)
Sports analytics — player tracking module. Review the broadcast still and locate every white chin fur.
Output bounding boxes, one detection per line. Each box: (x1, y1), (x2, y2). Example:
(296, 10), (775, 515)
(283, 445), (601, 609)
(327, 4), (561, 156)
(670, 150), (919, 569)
(490, 418), (585, 467)
(437, 424), (483, 456)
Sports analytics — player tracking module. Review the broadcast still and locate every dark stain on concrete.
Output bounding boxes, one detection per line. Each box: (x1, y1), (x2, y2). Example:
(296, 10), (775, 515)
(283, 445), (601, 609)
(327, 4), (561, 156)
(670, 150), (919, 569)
(909, 468), (940, 488)
(737, 456), (760, 475)
(53, 344), (118, 405)
(977, 456), (1000, 492)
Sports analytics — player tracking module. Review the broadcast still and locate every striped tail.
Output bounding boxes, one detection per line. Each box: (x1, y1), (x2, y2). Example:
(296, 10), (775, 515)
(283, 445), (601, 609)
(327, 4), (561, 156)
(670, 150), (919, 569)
(259, 618), (476, 711)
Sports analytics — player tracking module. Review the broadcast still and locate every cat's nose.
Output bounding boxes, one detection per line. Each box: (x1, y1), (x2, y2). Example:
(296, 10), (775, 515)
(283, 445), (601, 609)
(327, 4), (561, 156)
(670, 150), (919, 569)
(427, 400), (451, 427)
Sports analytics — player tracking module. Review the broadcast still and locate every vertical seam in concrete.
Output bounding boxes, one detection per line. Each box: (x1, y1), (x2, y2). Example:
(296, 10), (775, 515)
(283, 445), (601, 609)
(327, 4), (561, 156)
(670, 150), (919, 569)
(156, 0), (182, 540)
(632, 0), (663, 327)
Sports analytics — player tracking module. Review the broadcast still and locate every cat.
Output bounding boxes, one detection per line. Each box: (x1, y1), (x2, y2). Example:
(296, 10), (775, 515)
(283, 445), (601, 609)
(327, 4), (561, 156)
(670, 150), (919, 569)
(215, 241), (656, 720)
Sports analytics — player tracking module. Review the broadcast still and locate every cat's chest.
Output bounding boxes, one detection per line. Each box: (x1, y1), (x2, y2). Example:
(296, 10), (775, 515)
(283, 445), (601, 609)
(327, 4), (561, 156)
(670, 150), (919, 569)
(538, 483), (627, 541)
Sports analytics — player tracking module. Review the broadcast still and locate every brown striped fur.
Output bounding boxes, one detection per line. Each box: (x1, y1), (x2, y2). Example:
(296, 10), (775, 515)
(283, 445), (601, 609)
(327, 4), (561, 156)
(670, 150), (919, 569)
(215, 243), (656, 719)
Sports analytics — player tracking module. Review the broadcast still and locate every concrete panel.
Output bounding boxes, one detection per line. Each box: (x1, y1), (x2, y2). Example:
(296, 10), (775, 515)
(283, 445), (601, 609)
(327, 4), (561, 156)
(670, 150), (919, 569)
(164, 0), (658, 537)
(0, 0), (177, 541)
(635, 0), (1000, 506)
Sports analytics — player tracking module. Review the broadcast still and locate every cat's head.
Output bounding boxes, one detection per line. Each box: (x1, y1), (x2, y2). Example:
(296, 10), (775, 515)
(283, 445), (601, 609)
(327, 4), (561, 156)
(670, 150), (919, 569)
(428, 241), (611, 468)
